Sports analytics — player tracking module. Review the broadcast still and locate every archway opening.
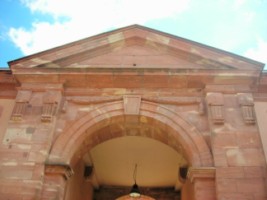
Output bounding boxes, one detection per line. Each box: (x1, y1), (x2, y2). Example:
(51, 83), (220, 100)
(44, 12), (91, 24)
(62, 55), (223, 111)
(65, 119), (188, 200)
(89, 136), (187, 188)
(48, 101), (213, 200)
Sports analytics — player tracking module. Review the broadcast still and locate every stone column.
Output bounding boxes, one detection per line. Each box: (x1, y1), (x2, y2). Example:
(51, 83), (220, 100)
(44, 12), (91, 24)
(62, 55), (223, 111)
(41, 165), (73, 200)
(181, 167), (216, 200)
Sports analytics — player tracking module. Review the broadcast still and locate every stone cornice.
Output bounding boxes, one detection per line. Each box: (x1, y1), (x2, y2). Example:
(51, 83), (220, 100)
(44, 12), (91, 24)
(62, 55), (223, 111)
(0, 69), (17, 98)
(10, 68), (261, 89)
(9, 25), (264, 70)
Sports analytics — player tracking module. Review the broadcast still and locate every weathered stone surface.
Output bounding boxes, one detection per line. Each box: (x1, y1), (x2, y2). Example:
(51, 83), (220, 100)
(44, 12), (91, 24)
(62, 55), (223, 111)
(1, 25), (266, 200)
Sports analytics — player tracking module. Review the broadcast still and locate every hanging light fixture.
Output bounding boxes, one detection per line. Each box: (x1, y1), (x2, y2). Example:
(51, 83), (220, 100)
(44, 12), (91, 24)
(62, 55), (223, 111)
(129, 164), (141, 198)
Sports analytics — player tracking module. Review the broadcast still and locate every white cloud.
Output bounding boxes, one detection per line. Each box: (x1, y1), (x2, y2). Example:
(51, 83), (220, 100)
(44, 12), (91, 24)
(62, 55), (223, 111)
(9, 21), (73, 54)
(245, 39), (267, 65)
(10, 0), (190, 55)
(210, 2), (256, 51)
(233, 0), (247, 8)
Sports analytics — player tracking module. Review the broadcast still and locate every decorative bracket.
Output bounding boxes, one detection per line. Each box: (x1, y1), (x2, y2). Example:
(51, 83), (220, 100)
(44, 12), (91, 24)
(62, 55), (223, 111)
(238, 93), (256, 124)
(41, 91), (61, 122)
(210, 105), (224, 124)
(41, 102), (58, 122)
(10, 90), (32, 121)
(206, 93), (224, 124)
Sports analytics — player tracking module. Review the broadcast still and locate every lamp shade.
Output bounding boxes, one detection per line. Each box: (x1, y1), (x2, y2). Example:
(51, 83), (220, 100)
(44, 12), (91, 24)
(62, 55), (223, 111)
(129, 183), (141, 197)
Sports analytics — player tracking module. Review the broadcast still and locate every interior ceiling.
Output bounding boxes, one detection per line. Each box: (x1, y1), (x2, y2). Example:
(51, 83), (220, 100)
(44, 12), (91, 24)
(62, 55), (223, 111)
(88, 136), (187, 189)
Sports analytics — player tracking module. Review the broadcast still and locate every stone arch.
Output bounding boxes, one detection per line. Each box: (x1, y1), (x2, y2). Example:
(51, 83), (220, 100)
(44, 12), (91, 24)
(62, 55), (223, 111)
(48, 101), (213, 167)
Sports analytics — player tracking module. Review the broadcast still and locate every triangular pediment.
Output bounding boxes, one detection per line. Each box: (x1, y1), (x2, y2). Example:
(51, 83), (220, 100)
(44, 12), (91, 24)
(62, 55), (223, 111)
(9, 25), (264, 71)
(65, 44), (222, 69)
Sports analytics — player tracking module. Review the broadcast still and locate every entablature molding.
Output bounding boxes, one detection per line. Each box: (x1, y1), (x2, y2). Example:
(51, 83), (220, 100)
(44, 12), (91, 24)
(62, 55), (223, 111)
(204, 84), (256, 94)
(18, 83), (64, 92)
(10, 68), (262, 89)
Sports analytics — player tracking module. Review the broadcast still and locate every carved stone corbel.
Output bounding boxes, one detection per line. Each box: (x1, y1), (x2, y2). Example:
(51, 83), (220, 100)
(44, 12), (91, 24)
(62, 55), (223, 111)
(210, 105), (224, 124)
(11, 90), (32, 121)
(206, 93), (224, 124)
(42, 102), (58, 122)
(238, 93), (256, 124)
(41, 91), (61, 122)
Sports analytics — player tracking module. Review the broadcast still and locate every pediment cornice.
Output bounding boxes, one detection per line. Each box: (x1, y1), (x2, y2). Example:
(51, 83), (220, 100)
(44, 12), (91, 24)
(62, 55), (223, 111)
(9, 25), (264, 71)
(8, 25), (265, 89)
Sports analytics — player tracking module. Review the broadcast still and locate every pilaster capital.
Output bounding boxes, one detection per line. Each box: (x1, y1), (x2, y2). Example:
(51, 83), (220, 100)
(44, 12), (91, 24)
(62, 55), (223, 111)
(187, 167), (216, 183)
(45, 164), (74, 180)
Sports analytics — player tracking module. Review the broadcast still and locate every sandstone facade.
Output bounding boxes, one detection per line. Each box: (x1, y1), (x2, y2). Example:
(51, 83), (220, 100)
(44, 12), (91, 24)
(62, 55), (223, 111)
(0, 25), (266, 200)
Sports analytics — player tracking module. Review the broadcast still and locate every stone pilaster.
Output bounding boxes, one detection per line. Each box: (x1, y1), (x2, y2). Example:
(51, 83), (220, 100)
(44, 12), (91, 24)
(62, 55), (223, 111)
(181, 167), (216, 200)
(0, 84), (63, 199)
(41, 164), (73, 200)
(206, 90), (267, 200)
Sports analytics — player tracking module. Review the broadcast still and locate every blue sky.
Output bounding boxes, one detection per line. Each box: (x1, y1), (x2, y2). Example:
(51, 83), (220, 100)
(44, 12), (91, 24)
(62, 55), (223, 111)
(0, 0), (267, 69)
